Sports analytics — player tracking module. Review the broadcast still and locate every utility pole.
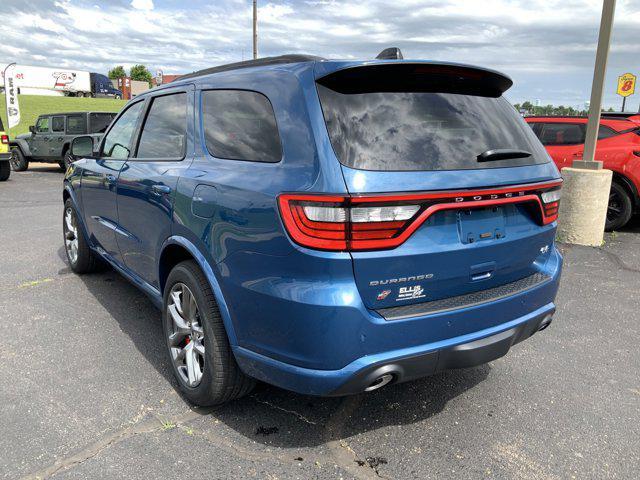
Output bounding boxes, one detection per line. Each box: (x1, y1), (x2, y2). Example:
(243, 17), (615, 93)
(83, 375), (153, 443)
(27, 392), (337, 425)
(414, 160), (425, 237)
(558, 0), (615, 247)
(253, 0), (258, 60)
(575, 0), (616, 170)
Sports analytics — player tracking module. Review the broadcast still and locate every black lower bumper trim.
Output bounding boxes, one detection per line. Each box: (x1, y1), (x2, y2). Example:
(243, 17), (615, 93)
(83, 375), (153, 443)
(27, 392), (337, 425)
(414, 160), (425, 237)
(329, 308), (554, 396)
(377, 272), (551, 320)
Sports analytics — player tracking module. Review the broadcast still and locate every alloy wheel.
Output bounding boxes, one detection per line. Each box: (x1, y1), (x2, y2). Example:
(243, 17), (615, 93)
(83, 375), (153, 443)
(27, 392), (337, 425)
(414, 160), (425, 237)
(9, 151), (20, 170)
(64, 207), (79, 264)
(607, 190), (623, 224)
(167, 283), (205, 387)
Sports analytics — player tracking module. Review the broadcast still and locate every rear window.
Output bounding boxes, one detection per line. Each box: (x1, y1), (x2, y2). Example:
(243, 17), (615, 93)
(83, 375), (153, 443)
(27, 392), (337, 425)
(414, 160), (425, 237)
(317, 85), (548, 171)
(538, 123), (585, 145)
(89, 113), (116, 134)
(66, 115), (86, 134)
(202, 90), (282, 163)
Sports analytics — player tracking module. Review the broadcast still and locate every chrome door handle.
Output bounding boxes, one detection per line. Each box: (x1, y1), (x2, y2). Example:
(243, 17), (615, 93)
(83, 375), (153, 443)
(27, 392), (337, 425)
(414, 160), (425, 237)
(151, 184), (172, 195)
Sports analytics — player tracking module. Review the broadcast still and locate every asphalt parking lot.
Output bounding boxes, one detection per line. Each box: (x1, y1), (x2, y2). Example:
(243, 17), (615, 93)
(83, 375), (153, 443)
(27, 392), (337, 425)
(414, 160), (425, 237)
(1, 164), (639, 480)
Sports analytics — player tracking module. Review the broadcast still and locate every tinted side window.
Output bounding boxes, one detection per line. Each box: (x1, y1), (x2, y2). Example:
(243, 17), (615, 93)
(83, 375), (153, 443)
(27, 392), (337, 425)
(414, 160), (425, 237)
(36, 117), (49, 133)
(89, 113), (116, 134)
(597, 125), (617, 140)
(539, 123), (585, 145)
(202, 90), (282, 163)
(136, 93), (187, 159)
(66, 115), (86, 134)
(102, 102), (144, 159)
(51, 116), (64, 132)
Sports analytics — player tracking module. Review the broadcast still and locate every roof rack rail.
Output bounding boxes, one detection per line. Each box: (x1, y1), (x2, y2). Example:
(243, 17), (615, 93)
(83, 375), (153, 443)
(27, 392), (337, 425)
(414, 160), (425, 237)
(178, 54), (325, 81)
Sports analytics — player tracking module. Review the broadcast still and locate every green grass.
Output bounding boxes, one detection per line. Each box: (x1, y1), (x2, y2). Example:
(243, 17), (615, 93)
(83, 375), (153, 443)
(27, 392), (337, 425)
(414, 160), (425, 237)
(0, 94), (126, 137)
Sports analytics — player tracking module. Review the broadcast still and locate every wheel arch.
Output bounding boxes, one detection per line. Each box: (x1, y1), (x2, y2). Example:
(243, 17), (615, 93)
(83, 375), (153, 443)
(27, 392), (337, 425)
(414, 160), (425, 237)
(9, 138), (31, 157)
(158, 237), (238, 346)
(63, 184), (91, 242)
(611, 170), (639, 209)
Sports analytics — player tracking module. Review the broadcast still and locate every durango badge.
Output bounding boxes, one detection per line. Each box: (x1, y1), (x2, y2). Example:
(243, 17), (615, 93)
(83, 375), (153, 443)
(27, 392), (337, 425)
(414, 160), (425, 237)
(397, 285), (426, 301)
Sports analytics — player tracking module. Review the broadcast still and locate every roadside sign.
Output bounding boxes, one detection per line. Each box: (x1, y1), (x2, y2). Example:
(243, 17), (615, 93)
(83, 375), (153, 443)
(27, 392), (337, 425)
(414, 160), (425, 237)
(617, 73), (636, 97)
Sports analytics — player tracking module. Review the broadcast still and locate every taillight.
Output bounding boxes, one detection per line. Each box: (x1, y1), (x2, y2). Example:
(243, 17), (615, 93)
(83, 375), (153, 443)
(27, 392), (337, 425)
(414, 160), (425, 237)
(0, 135), (8, 145)
(279, 181), (562, 251)
(540, 187), (561, 223)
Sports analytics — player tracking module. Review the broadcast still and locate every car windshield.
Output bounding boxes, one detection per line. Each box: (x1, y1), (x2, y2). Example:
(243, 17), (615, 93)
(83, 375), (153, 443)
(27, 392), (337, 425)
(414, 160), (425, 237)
(317, 84), (549, 171)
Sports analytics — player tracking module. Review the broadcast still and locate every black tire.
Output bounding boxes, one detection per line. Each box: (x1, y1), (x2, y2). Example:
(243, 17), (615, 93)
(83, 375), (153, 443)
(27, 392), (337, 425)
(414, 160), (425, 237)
(76, 92), (84, 98)
(114, 94), (121, 100)
(606, 181), (633, 231)
(62, 149), (74, 170)
(10, 148), (28, 171)
(0, 161), (10, 181)
(163, 260), (255, 406)
(63, 198), (101, 274)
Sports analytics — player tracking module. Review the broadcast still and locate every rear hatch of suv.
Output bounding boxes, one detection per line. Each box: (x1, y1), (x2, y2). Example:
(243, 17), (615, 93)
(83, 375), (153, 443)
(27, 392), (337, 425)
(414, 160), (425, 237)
(300, 62), (561, 313)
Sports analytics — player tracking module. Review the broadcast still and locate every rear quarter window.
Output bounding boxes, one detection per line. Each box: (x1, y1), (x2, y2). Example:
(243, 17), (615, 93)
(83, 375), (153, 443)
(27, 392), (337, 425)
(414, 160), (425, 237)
(317, 85), (548, 171)
(89, 113), (116, 134)
(66, 115), (86, 134)
(202, 90), (282, 163)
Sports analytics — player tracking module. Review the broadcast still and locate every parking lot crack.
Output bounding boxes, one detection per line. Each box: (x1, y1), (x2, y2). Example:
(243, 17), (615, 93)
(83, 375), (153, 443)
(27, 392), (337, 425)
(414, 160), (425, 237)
(20, 410), (202, 480)
(252, 396), (318, 425)
(600, 249), (640, 274)
(324, 396), (389, 480)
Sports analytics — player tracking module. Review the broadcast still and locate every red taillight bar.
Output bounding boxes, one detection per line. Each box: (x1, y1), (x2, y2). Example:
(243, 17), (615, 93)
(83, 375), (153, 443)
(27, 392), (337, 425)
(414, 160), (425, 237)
(0, 135), (8, 145)
(278, 180), (562, 251)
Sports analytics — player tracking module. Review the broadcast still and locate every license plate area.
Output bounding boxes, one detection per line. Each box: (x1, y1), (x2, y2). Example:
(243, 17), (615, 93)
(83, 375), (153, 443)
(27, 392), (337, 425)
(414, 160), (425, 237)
(457, 207), (505, 245)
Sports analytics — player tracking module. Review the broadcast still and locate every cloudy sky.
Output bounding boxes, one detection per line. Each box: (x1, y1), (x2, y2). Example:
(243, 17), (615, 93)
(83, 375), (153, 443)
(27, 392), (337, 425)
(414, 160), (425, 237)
(2, 0), (639, 109)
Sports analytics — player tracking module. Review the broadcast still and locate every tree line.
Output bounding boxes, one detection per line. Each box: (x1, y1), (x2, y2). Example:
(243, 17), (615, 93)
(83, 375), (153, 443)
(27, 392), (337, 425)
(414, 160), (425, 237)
(513, 101), (616, 116)
(107, 65), (153, 87)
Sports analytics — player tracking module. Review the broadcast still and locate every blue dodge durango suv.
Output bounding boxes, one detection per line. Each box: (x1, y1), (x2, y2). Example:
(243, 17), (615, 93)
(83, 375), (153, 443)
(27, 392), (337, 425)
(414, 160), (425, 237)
(63, 54), (563, 405)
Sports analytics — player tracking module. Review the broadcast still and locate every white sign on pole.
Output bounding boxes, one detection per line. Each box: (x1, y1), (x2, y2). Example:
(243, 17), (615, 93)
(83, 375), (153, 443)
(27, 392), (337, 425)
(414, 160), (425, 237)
(4, 63), (21, 129)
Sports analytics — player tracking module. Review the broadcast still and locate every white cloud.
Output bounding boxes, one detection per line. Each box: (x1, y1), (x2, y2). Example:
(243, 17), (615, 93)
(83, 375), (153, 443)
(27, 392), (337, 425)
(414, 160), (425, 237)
(0, 0), (638, 108)
(131, 0), (154, 11)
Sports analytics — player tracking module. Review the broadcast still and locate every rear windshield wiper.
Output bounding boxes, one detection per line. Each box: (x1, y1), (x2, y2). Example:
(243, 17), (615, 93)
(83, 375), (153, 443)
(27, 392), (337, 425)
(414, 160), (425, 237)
(477, 149), (532, 162)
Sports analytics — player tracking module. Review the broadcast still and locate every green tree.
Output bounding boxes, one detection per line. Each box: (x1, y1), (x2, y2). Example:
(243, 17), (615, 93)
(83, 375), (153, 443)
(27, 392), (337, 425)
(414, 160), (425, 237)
(130, 64), (153, 87)
(108, 66), (127, 79)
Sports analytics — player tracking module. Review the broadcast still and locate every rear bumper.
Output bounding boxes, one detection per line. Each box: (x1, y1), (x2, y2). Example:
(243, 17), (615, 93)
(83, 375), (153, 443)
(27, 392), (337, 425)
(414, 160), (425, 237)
(0, 152), (10, 161)
(234, 302), (556, 396)
(228, 244), (562, 396)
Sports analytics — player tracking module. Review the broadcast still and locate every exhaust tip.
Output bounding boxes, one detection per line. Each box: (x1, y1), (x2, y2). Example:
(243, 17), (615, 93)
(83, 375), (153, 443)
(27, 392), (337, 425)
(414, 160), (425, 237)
(537, 315), (553, 332)
(364, 373), (394, 392)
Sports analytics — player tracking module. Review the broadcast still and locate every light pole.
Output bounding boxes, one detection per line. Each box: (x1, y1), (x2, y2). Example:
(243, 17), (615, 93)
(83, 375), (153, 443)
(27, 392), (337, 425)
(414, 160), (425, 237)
(557, 0), (615, 246)
(253, 0), (258, 60)
(574, 0), (616, 170)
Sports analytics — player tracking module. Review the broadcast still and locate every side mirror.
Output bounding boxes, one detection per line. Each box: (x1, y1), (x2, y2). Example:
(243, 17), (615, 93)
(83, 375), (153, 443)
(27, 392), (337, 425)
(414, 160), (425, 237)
(70, 136), (97, 160)
(29, 126), (35, 134)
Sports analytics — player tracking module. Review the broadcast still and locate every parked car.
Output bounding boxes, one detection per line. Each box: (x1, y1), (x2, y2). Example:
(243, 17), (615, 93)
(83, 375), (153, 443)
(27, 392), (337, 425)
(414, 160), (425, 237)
(10, 111), (117, 171)
(0, 117), (10, 181)
(63, 54), (563, 405)
(525, 114), (640, 230)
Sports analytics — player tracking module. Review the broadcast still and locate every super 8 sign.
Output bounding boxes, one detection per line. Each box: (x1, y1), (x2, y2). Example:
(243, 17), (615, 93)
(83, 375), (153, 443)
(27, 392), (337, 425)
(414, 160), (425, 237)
(617, 73), (636, 97)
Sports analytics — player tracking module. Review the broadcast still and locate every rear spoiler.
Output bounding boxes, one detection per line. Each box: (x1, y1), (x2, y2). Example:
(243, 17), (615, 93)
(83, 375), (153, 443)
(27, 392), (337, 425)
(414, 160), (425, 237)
(602, 112), (640, 125)
(316, 62), (513, 97)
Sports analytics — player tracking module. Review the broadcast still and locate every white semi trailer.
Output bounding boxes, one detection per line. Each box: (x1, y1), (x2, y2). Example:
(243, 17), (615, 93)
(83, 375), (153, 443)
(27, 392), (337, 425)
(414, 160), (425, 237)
(1, 64), (122, 98)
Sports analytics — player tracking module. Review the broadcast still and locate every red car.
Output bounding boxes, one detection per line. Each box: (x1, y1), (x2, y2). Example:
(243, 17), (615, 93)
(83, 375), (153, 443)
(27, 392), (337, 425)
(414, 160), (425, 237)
(526, 113), (640, 230)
